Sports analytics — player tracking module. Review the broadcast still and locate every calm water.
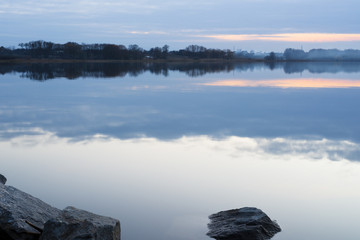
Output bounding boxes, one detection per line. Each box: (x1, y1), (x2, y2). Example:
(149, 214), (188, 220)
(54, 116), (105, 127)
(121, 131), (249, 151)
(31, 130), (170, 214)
(1, 62), (360, 240)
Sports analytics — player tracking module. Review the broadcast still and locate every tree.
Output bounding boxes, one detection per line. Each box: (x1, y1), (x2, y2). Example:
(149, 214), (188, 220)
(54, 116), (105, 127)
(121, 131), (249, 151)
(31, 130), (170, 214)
(264, 52), (276, 61)
(102, 44), (121, 59)
(64, 42), (82, 59)
(17, 40), (55, 58)
(128, 44), (144, 60)
(161, 45), (169, 59)
(283, 48), (307, 60)
(149, 47), (162, 59)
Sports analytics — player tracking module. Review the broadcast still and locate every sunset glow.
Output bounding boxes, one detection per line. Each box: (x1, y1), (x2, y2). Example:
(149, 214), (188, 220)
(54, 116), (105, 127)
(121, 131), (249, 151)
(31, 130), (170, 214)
(202, 78), (360, 88)
(204, 33), (360, 42)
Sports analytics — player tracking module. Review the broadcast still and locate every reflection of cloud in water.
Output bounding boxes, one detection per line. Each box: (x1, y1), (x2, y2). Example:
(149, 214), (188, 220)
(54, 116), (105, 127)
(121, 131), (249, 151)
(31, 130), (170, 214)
(189, 136), (360, 162)
(3, 131), (360, 240)
(0, 127), (51, 146)
(164, 215), (208, 240)
(202, 78), (360, 89)
(253, 137), (360, 162)
(3, 129), (360, 162)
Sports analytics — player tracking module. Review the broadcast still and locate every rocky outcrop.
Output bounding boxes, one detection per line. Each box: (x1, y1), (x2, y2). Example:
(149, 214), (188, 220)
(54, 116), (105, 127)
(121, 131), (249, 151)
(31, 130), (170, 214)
(0, 183), (61, 240)
(0, 174), (7, 185)
(40, 206), (121, 240)
(207, 207), (281, 240)
(0, 174), (121, 240)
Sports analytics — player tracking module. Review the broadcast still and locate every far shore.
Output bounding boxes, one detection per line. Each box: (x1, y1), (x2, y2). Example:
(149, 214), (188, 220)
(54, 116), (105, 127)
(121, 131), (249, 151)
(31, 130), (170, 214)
(1, 58), (356, 64)
(0, 58), (263, 64)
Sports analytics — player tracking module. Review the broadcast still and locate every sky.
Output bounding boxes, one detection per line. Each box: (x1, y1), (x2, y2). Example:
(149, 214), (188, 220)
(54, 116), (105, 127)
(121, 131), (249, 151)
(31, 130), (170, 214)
(0, 0), (359, 51)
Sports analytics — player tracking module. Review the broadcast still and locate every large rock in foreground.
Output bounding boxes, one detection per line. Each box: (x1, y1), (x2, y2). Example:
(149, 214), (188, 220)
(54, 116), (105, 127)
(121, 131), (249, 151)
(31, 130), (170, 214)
(0, 184), (61, 240)
(0, 174), (121, 240)
(207, 207), (281, 240)
(40, 206), (121, 240)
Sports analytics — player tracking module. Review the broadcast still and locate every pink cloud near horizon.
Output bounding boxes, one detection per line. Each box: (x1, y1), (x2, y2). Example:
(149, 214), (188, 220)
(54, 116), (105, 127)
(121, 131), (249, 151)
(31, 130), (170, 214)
(203, 33), (360, 43)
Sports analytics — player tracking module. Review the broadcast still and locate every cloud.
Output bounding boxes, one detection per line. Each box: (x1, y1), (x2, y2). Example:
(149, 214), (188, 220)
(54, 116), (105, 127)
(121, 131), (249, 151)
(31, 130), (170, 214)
(203, 33), (360, 42)
(128, 31), (167, 35)
(0, 0), (160, 15)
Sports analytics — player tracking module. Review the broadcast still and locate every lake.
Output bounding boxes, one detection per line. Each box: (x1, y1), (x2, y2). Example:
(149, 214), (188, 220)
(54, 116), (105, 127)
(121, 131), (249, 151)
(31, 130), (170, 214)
(1, 61), (360, 240)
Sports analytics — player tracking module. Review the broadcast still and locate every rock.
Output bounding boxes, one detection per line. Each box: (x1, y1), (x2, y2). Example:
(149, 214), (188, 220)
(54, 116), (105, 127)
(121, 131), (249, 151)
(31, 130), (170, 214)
(0, 184), (61, 240)
(0, 174), (6, 184)
(0, 181), (121, 240)
(207, 207), (281, 240)
(40, 206), (121, 240)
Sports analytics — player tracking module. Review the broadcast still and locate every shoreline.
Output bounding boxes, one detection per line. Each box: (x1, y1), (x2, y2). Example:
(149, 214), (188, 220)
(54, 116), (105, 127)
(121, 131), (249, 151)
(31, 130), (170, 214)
(0, 58), (261, 64)
(1, 58), (359, 64)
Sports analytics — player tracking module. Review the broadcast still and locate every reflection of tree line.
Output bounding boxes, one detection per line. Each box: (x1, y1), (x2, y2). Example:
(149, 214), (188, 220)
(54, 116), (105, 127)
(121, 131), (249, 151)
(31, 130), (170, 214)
(0, 62), (360, 80)
(283, 62), (360, 74)
(0, 62), (238, 80)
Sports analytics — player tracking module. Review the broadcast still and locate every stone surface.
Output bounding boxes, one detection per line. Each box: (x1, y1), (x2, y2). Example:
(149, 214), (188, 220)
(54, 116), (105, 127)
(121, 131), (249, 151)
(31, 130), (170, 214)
(0, 184), (61, 240)
(0, 174), (6, 185)
(40, 206), (121, 240)
(0, 178), (121, 240)
(207, 207), (281, 240)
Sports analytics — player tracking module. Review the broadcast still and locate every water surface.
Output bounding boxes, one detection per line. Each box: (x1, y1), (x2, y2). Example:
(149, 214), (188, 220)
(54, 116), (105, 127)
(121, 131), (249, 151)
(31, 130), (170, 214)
(1, 62), (360, 240)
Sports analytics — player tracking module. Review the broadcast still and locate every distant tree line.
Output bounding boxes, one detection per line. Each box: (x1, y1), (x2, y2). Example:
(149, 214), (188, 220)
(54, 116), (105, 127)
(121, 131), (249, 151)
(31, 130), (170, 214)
(2, 41), (360, 62)
(0, 40), (234, 60)
(283, 48), (360, 61)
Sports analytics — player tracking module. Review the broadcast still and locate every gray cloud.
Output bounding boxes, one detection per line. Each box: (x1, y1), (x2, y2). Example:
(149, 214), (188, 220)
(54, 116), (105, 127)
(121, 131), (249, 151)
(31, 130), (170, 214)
(0, 0), (359, 50)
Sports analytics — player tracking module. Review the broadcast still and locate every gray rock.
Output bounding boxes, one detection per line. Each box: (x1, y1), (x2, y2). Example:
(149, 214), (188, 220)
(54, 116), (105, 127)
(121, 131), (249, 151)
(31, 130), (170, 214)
(207, 207), (281, 240)
(40, 206), (121, 240)
(1, 181), (121, 240)
(0, 184), (61, 240)
(0, 174), (6, 185)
